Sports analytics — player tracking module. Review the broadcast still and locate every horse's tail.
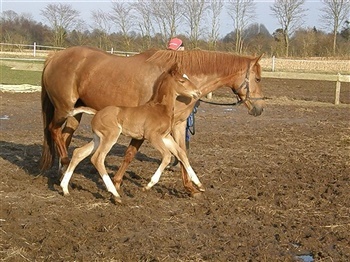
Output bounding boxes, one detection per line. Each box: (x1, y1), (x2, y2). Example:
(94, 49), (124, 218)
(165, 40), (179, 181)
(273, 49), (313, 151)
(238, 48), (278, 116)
(69, 106), (97, 117)
(39, 54), (55, 171)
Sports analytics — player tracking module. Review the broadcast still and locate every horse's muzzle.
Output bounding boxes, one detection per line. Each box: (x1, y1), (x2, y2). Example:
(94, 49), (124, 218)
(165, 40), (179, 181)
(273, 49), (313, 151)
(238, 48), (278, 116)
(249, 106), (264, 116)
(247, 99), (265, 116)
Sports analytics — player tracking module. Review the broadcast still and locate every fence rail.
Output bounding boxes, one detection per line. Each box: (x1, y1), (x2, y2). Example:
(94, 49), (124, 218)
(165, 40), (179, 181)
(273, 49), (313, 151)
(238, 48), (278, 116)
(263, 72), (350, 105)
(0, 42), (137, 57)
(1, 42), (349, 105)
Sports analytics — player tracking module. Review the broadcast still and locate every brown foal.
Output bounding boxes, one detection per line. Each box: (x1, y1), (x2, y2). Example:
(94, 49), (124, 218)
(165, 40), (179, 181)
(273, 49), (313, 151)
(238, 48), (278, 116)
(60, 63), (202, 203)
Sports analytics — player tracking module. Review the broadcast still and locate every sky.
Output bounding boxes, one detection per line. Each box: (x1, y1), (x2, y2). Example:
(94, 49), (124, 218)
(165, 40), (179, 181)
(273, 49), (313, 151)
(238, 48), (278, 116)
(1, 0), (324, 37)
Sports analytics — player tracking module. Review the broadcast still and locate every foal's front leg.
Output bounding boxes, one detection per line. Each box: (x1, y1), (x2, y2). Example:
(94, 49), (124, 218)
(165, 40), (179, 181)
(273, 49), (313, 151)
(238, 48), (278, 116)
(172, 122), (203, 196)
(143, 137), (172, 190)
(164, 134), (205, 192)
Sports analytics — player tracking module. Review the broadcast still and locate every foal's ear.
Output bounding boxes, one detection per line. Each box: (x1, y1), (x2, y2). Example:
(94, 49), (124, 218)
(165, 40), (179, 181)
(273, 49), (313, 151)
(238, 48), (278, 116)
(168, 62), (179, 76)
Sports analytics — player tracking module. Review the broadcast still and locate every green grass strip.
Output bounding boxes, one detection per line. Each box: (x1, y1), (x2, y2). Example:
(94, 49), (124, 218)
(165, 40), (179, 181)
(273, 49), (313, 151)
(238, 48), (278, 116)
(0, 65), (42, 86)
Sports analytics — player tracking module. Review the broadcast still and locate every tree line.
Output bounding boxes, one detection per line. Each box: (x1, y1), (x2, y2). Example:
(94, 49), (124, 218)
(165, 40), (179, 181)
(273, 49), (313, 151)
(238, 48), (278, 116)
(1, 0), (349, 57)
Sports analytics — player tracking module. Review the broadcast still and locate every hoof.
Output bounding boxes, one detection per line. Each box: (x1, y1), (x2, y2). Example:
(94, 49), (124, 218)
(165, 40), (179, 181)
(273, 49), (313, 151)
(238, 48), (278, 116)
(62, 191), (70, 196)
(112, 196), (122, 205)
(192, 192), (203, 199)
(198, 185), (206, 192)
(142, 186), (150, 192)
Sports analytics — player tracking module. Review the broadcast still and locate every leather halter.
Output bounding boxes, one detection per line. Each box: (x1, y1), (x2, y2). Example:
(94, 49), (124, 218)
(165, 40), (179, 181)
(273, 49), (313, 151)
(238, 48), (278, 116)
(199, 64), (265, 106)
(231, 64), (265, 105)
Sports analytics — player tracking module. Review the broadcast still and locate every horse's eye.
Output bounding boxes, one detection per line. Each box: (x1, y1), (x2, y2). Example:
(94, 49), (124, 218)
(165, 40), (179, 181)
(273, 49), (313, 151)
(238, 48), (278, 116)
(255, 78), (261, 83)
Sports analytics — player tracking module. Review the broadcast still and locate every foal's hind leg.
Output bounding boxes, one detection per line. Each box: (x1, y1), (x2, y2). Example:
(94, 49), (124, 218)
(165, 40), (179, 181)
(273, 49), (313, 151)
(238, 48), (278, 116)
(90, 130), (122, 203)
(60, 139), (96, 195)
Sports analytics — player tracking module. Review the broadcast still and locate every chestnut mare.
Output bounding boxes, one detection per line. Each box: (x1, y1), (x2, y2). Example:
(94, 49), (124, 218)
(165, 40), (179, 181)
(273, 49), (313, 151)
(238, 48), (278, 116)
(40, 46), (265, 196)
(60, 64), (202, 203)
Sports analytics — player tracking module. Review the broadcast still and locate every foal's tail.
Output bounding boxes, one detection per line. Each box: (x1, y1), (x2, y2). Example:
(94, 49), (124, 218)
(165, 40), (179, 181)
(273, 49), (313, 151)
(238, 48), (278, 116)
(69, 106), (97, 117)
(40, 56), (55, 171)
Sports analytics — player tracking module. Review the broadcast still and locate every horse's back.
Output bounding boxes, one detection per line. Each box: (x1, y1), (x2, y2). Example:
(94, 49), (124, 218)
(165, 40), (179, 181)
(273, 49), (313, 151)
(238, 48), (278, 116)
(42, 46), (161, 111)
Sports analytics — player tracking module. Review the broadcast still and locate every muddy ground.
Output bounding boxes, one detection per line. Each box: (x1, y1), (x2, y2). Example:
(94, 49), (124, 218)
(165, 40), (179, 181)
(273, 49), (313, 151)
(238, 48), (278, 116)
(0, 78), (349, 261)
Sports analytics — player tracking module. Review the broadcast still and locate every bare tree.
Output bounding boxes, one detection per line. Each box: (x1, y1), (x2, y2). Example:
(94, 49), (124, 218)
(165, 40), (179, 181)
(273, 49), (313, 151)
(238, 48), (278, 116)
(150, 0), (182, 46)
(227, 0), (256, 54)
(207, 0), (224, 50)
(182, 0), (208, 48)
(40, 3), (80, 46)
(134, 0), (155, 49)
(270, 0), (307, 57)
(320, 0), (350, 55)
(91, 9), (113, 49)
(69, 19), (89, 46)
(110, 1), (136, 50)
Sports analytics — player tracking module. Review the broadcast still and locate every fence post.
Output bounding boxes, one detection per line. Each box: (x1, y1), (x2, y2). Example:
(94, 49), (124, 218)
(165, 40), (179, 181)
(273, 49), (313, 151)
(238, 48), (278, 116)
(272, 56), (275, 72)
(111, 47), (113, 54)
(33, 42), (36, 57)
(334, 73), (341, 105)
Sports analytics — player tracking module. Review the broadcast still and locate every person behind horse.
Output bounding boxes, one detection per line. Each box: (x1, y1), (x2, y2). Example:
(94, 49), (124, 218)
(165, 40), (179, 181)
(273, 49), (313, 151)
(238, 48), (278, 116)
(167, 38), (200, 167)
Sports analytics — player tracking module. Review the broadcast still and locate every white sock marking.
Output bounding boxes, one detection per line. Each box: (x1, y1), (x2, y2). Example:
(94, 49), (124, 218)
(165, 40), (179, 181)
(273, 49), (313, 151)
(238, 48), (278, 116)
(102, 174), (120, 198)
(60, 171), (73, 195)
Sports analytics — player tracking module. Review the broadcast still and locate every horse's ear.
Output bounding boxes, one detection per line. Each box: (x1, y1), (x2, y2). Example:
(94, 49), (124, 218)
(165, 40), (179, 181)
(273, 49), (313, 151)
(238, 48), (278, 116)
(255, 54), (264, 64)
(250, 54), (264, 68)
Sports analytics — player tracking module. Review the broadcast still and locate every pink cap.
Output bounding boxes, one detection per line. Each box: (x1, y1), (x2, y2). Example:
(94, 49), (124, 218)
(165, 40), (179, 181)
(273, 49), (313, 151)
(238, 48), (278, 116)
(167, 38), (183, 50)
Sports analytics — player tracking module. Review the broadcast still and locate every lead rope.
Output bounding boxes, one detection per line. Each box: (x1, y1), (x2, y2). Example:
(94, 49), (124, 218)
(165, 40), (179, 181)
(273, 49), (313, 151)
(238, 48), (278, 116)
(185, 101), (199, 150)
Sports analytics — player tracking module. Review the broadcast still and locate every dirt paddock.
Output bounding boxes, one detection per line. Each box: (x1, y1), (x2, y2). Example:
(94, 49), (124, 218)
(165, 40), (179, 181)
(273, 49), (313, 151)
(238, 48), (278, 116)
(0, 78), (349, 261)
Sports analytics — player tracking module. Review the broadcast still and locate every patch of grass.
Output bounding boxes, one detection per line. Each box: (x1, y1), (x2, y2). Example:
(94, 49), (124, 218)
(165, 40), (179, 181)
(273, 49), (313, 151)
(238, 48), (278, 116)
(0, 65), (42, 85)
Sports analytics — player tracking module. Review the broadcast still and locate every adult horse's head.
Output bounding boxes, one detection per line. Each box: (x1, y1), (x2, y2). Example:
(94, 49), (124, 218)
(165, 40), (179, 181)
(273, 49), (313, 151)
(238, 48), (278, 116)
(230, 54), (265, 116)
(146, 50), (265, 116)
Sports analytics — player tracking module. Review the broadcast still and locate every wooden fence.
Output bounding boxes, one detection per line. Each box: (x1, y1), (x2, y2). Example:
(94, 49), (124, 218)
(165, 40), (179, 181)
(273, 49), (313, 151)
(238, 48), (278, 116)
(1, 42), (349, 105)
(263, 72), (350, 105)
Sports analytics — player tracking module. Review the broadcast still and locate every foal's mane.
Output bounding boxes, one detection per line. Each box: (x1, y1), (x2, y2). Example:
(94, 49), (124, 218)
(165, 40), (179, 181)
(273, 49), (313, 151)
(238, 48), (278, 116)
(146, 50), (258, 76)
(147, 69), (172, 104)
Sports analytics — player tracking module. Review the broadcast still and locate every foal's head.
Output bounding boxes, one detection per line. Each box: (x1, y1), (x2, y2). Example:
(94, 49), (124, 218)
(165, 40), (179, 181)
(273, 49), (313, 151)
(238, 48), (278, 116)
(162, 63), (202, 100)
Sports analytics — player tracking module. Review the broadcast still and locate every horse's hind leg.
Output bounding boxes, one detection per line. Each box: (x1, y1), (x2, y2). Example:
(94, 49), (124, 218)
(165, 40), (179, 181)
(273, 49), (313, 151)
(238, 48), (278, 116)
(63, 114), (82, 152)
(49, 116), (69, 173)
(91, 130), (122, 203)
(60, 139), (96, 195)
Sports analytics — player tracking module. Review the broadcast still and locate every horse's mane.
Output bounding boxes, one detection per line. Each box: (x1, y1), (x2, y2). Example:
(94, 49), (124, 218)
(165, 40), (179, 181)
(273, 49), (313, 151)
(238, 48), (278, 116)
(146, 49), (257, 76)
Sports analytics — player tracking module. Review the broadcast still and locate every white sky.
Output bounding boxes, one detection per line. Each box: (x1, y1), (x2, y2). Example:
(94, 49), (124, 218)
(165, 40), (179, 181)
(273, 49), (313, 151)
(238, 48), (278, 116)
(1, 0), (324, 37)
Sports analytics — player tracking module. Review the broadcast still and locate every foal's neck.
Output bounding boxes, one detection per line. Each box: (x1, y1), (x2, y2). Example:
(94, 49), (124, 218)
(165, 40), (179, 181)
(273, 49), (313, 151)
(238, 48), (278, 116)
(151, 78), (177, 109)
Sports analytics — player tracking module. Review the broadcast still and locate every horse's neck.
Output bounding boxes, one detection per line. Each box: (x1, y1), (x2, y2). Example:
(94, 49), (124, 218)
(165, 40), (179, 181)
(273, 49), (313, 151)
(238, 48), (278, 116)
(199, 75), (235, 95)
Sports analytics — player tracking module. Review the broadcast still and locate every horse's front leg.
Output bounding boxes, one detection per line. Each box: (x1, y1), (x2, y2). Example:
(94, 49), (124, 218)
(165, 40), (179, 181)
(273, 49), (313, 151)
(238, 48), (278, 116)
(172, 122), (203, 196)
(112, 138), (144, 190)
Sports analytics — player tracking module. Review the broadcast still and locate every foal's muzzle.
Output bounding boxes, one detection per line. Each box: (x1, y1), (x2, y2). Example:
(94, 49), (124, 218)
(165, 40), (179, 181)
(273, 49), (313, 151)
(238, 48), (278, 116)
(192, 90), (202, 99)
